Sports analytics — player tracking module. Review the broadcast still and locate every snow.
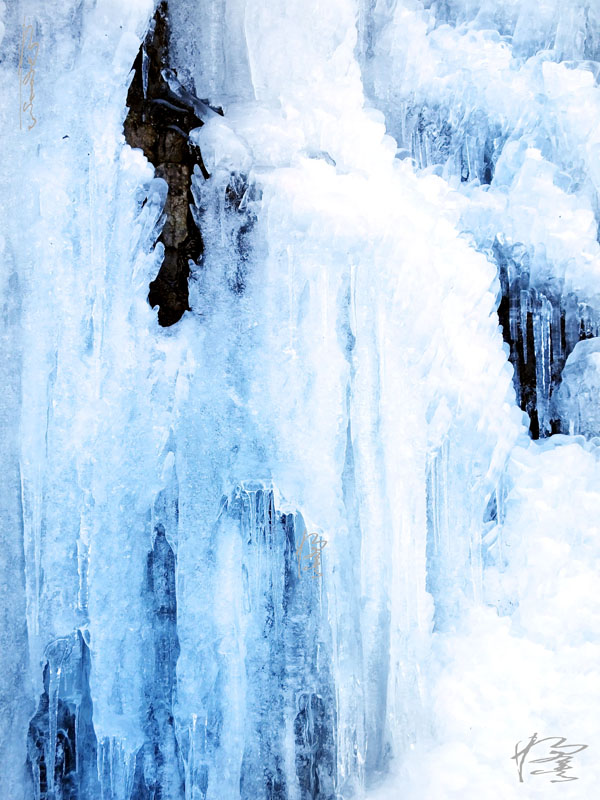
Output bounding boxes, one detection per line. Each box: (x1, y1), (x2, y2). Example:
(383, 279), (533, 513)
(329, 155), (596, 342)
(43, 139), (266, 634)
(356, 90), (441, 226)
(397, 439), (600, 799)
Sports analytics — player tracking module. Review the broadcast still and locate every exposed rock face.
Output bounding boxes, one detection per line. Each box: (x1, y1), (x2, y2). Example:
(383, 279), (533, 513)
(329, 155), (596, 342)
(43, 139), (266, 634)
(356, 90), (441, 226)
(124, 1), (211, 326)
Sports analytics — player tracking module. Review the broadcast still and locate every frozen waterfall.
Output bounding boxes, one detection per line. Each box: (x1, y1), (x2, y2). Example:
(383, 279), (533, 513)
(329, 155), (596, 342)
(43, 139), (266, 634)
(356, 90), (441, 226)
(1, 1), (599, 798)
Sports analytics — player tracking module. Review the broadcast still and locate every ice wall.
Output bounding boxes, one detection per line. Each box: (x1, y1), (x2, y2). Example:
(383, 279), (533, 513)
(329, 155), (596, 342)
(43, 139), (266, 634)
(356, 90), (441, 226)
(555, 338), (600, 436)
(360, 2), (600, 797)
(363, 0), (600, 437)
(1, 0), (598, 799)
(2, 0), (181, 796)
(0, 103), (32, 800)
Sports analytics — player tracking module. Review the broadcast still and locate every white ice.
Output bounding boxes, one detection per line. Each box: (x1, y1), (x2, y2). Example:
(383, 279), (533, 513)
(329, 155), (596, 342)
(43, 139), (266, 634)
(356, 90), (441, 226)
(1, 1), (599, 799)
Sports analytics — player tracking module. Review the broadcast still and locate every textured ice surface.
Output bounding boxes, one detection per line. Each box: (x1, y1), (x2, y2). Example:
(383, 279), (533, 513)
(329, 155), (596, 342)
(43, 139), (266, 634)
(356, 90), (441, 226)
(396, 438), (600, 799)
(1, 0), (599, 798)
(555, 338), (600, 437)
(363, 0), (600, 438)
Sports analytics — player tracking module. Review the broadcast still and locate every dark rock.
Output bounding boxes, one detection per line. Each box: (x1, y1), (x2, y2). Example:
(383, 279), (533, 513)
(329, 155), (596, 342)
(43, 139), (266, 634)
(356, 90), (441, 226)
(124, 1), (207, 326)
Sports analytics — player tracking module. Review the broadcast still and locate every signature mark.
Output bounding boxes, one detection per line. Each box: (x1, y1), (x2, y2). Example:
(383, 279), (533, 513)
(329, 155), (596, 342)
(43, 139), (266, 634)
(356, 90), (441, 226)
(512, 733), (587, 784)
(19, 19), (39, 131)
(295, 530), (327, 579)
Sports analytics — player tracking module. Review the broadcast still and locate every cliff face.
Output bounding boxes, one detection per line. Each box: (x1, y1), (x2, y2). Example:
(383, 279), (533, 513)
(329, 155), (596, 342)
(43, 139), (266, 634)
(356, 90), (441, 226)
(124, 1), (208, 327)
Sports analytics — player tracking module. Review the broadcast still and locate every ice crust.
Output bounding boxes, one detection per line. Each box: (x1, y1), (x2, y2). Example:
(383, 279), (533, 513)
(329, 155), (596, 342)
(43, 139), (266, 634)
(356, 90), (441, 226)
(1, 0), (599, 798)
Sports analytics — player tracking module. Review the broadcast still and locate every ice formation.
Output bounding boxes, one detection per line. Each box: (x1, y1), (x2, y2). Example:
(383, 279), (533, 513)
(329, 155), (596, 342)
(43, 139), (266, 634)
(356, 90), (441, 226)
(1, 0), (599, 798)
